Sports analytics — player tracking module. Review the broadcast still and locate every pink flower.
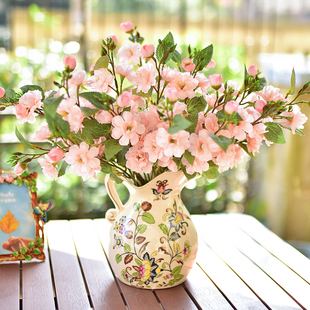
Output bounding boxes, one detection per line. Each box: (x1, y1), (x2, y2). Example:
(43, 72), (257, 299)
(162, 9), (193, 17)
(115, 64), (134, 82)
(134, 62), (157, 93)
(0, 87), (5, 98)
(14, 163), (25, 175)
(143, 131), (165, 162)
(204, 112), (220, 134)
(89, 68), (115, 93)
(65, 142), (101, 180)
(256, 85), (280, 102)
(116, 43), (141, 65)
(278, 106), (308, 134)
(164, 87), (179, 102)
(204, 94), (217, 109)
(158, 157), (178, 172)
(169, 72), (198, 100)
(247, 132), (264, 154)
(89, 64), (95, 72)
(215, 144), (244, 173)
(64, 56), (76, 71)
(161, 67), (176, 81)
(95, 110), (113, 124)
(0, 176), (5, 183)
(94, 136), (106, 156)
(181, 157), (209, 175)
(120, 21), (134, 32)
(57, 97), (84, 133)
(195, 73), (210, 94)
(48, 148), (64, 163)
(206, 59), (216, 69)
(105, 34), (118, 45)
(111, 111), (145, 145)
(5, 175), (15, 183)
(141, 44), (155, 58)
(125, 145), (152, 173)
(14, 90), (43, 123)
(38, 155), (58, 179)
(182, 58), (195, 72)
(33, 125), (52, 141)
(209, 74), (223, 90)
(225, 100), (239, 114)
(248, 64), (258, 77)
(255, 99), (266, 112)
(69, 70), (87, 86)
(156, 127), (190, 158)
(80, 97), (95, 109)
(173, 101), (187, 116)
(116, 91), (133, 108)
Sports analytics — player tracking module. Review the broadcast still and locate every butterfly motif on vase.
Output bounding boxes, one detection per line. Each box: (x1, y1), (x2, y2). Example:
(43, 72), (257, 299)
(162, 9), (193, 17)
(32, 201), (52, 223)
(152, 180), (172, 201)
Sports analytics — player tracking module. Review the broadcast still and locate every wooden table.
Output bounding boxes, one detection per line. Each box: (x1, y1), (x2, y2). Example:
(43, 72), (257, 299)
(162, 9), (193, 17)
(1, 214), (310, 310)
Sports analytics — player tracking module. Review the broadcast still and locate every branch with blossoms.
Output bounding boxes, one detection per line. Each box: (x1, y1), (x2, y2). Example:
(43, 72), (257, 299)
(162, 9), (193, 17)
(0, 21), (309, 186)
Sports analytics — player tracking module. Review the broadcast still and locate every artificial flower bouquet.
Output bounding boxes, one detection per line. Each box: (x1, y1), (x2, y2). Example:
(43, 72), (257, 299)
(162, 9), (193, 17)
(0, 21), (309, 186)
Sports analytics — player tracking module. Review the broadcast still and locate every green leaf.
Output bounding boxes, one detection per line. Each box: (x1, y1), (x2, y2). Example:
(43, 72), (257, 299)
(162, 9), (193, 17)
(264, 122), (286, 144)
(124, 243), (131, 252)
(110, 173), (123, 184)
(186, 113), (199, 134)
(25, 255), (32, 261)
(20, 247), (27, 254)
(187, 96), (207, 114)
(238, 143), (254, 158)
(80, 107), (99, 116)
(45, 112), (70, 138)
(115, 254), (122, 264)
(171, 49), (182, 65)
(101, 165), (112, 174)
(158, 223), (168, 235)
(295, 128), (305, 136)
(197, 44), (214, 70)
(94, 55), (109, 70)
(79, 92), (106, 110)
(137, 224), (147, 234)
(69, 130), (94, 146)
(13, 251), (18, 257)
(259, 77), (267, 89)
(142, 212), (155, 224)
(172, 266), (182, 276)
(82, 118), (111, 139)
(132, 87), (152, 98)
(203, 164), (220, 179)
(135, 258), (142, 266)
(15, 127), (37, 150)
(117, 146), (129, 166)
(28, 241), (35, 248)
(33, 248), (41, 255)
(183, 150), (195, 165)
(286, 68), (296, 97)
(133, 203), (141, 211)
(104, 139), (124, 161)
(21, 85), (44, 100)
(5, 89), (18, 101)
(156, 32), (175, 64)
(209, 133), (232, 152)
(58, 160), (68, 177)
(168, 114), (191, 134)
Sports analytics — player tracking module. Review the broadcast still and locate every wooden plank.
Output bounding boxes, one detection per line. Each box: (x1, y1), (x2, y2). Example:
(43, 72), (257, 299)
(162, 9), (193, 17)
(203, 214), (310, 309)
(22, 232), (55, 310)
(183, 263), (234, 310)
(0, 262), (20, 310)
(193, 215), (303, 310)
(94, 218), (162, 310)
(228, 213), (310, 284)
(69, 219), (126, 310)
(192, 221), (267, 309)
(45, 220), (91, 310)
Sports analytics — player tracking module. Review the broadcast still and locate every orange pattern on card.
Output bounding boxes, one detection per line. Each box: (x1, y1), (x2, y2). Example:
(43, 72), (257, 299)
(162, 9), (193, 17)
(0, 210), (19, 234)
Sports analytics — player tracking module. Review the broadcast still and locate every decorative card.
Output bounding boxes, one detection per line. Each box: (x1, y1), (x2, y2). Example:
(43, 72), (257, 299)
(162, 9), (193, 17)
(0, 170), (48, 263)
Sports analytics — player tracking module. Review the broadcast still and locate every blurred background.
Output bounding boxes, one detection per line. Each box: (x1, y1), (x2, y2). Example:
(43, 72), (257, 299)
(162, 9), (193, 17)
(1, 0), (310, 255)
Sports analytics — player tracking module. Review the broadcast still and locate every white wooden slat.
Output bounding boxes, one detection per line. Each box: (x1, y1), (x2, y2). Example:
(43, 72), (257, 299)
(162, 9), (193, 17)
(69, 219), (127, 310)
(45, 220), (91, 310)
(193, 215), (303, 310)
(204, 214), (310, 309)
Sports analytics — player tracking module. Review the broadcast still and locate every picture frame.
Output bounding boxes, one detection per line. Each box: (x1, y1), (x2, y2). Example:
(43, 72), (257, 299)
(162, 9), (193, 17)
(0, 170), (47, 263)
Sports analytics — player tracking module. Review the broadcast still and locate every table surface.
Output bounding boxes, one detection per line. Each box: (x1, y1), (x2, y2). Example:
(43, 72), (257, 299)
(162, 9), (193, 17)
(0, 213), (310, 310)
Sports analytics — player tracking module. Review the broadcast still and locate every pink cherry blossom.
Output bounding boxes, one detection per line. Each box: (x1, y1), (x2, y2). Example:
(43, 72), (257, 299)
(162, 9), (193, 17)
(225, 100), (239, 114)
(204, 93), (217, 109)
(105, 34), (118, 45)
(142, 105), (167, 132)
(63, 56), (76, 71)
(57, 97), (84, 133)
(5, 174), (15, 183)
(116, 43), (141, 65)
(143, 131), (165, 162)
(93, 136), (106, 156)
(13, 90), (43, 123)
(80, 97), (95, 109)
(182, 58), (195, 72)
(65, 142), (101, 180)
(209, 74), (223, 90)
(181, 157), (209, 175)
(248, 64), (258, 76)
(33, 125), (52, 141)
(134, 62), (157, 93)
(125, 144), (152, 173)
(120, 21), (134, 32)
(111, 111), (145, 145)
(204, 112), (220, 134)
(278, 105), (308, 134)
(255, 99), (266, 112)
(158, 157), (178, 172)
(257, 85), (281, 102)
(164, 87), (179, 102)
(206, 59), (216, 69)
(156, 127), (190, 158)
(117, 91), (133, 108)
(89, 68), (115, 93)
(195, 73), (210, 94)
(115, 64), (135, 82)
(38, 155), (58, 179)
(69, 70), (87, 86)
(14, 163), (25, 175)
(0, 87), (5, 98)
(140, 44), (155, 58)
(48, 148), (64, 163)
(246, 132), (264, 154)
(95, 110), (113, 124)
(161, 67), (176, 81)
(173, 101), (187, 116)
(215, 144), (244, 173)
(169, 72), (198, 100)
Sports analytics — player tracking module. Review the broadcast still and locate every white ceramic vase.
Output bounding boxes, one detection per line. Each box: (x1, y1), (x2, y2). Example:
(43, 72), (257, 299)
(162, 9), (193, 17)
(105, 170), (198, 289)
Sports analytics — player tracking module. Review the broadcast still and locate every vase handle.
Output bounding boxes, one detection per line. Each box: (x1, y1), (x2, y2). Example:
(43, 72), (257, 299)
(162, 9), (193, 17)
(105, 174), (125, 223)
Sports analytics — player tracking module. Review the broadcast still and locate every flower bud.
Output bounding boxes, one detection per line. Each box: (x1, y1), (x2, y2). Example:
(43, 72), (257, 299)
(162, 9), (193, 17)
(14, 163), (25, 175)
(141, 201), (152, 211)
(63, 56), (77, 72)
(164, 87), (179, 102)
(209, 74), (223, 90)
(206, 59), (216, 69)
(225, 100), (239, 114)
(105, 34), (118, 50)
(248, 64), (258, 77)
(48, 148), (64, 163)
(0, 87), (5, 98)
(141, 44), (155, 58)
(182, 58), (195, 72)
(255, 99), (266, 112)
(120, 21), (134, 32)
